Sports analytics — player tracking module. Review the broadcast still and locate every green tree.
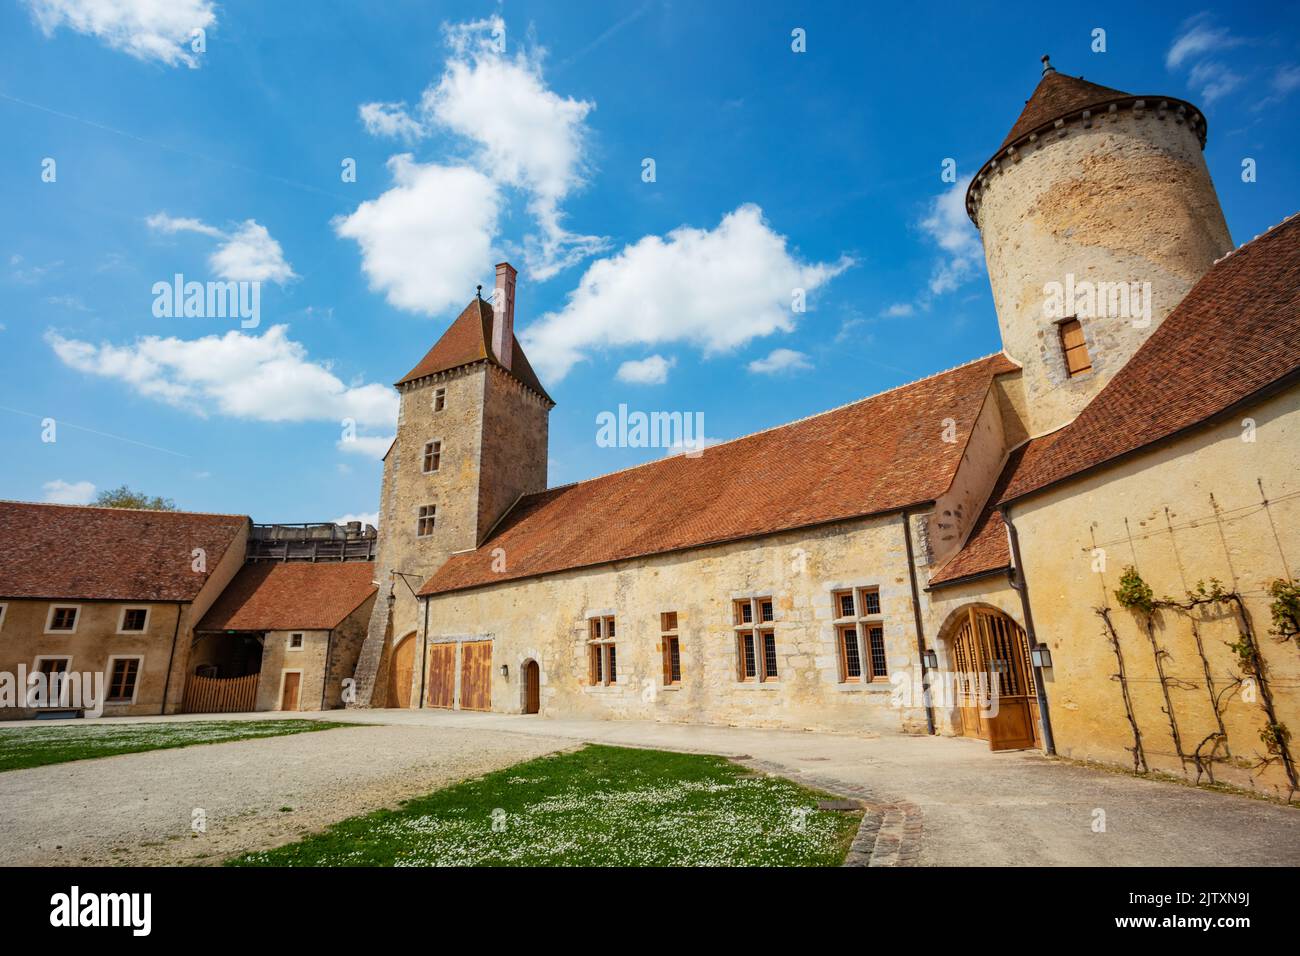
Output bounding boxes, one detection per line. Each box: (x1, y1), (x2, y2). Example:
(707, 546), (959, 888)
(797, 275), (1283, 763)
(93, 485), (177, 511)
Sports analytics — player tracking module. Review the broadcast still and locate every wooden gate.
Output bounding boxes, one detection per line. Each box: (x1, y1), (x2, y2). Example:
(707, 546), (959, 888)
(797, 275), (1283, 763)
(459, 640), (492, 712)
(182, 673), (258, 714)
(389, 634), (415, 709)
(523, 660), (540, 714)
(426, 642), (456, 709)
(950, 607), (1041, 751)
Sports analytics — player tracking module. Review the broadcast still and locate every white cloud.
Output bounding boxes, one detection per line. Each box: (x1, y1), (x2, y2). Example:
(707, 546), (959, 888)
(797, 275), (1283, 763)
(1274, 64), (1300, 96)
(147, 212), (296, 285)
(336, 435), (394, 457)
(1166, 14), (1245, 70)
(616, 354), (675, 385)
(1188, 60), (1244, 103)
(25, 0), (216, 68)
(43, 479), (96, 505)
(145, 212), (223, 238)
(333, 512), (379, 528)
(918, 174), (982, 296)
(358, 101), (426, 143)
(747, 348), (812, 375)
(209, 221), (296, 284)
(357, 15), (606, 281)
(521, 204), (851, 382)
(46, 325), (397, 431)
(334, 155), (499, 316)
(881, 303), (914, 318)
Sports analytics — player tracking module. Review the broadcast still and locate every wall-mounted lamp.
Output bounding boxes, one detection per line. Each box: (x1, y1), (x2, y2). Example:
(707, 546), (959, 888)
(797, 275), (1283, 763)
(1030, 644), (1053, 669)
(922, 649), (938, 669)
(500, 663), (509, 679)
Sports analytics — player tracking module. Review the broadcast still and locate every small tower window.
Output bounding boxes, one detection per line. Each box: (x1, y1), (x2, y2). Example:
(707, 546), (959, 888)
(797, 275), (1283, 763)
(417, 505), (436, 537)
(422, 440), (442, 473)
(433, 388), (446, 412)
(1059, 318), (1092, 377)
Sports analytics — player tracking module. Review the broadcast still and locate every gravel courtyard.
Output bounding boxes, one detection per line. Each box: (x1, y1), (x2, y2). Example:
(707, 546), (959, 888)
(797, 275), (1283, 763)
(1, 710), (1296, 866)
(0, 720), (572, 866)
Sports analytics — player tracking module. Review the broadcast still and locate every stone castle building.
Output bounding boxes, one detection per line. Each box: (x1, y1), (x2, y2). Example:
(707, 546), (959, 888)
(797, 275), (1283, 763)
(347, 59), (1299, 800)
(1, 59), (1296, 800)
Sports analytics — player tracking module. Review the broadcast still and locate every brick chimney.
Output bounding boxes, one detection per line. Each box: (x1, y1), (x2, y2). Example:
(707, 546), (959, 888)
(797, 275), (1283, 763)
(492, 262), (516, 371)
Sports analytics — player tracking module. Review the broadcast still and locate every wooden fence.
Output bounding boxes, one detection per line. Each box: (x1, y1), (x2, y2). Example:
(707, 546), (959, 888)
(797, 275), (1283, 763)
(182, 673), (259, 714)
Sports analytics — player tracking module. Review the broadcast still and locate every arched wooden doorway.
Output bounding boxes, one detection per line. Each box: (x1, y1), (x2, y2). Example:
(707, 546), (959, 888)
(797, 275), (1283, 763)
(522, 659), (540, 714)
(948, 606), (1041, 751)
(388, 633), (416, 709)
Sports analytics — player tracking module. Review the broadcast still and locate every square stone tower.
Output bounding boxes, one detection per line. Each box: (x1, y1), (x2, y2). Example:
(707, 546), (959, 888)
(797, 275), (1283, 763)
(352, 263), (553, 705)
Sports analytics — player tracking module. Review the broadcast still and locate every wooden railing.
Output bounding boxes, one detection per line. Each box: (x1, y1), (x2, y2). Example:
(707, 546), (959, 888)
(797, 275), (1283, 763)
(182, 673), (259, 714)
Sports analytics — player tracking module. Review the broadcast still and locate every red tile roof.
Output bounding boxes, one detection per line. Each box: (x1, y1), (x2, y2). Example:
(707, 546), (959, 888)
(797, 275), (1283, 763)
(0, 502), (247, 602)
(420, 353), (1020, 596)
(395, 297), (552, 403)
(197, 561), (377, 631)
(1003, 213), (1300, 504)
(927, 435), (1059, 588)
(998, 69), (1130, 151)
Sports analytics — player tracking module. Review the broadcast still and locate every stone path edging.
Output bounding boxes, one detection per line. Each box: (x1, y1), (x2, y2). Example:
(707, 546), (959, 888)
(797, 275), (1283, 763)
(742, 758), (923, 867)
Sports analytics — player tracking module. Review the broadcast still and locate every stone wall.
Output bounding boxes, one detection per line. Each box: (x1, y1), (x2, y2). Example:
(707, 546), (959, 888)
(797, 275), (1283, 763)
(0, 599), (186, 719)
(1009, 384), (1300, 799)
(325, 595), (373, 708)
(257, 629), (330, 711)
(417, 512), (933, 735)
(977, 107), (1233, 435)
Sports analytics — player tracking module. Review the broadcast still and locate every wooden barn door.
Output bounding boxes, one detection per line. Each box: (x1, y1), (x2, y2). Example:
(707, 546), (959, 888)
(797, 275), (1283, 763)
(389, 635), (415, 709)
(426, 642), (456, 709)
(459, 640), (493, 712)
(953, 607), (1040, 751)
(523, 660), (540, 714)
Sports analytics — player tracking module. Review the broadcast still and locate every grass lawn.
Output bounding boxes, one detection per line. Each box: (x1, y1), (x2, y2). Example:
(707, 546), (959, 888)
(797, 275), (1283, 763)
(0, 719), (348, 771)
(230, 744), (863, 867)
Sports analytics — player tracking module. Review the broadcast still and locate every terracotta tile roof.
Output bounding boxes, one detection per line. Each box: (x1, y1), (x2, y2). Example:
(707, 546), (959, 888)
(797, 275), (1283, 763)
(998, 70), (1129, 151)
(420, 353), (1020, 596)
(197, 561), (378, 631)
(1003, 213), (1300, 504)
(927, 435), (1059, 588)
(394, 297), (553, 403)
(0, 502), (247, 602)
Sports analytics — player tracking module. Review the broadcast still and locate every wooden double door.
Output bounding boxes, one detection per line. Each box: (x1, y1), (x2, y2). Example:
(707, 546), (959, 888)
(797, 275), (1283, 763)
(950, 607), (1042, 751)
(424, 640), (492, 711)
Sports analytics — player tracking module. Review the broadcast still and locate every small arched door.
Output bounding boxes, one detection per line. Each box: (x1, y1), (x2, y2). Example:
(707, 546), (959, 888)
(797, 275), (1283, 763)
(950, 606), (1041, 751)
(388, 634), (415, 709)
(522, 660), (540, 714)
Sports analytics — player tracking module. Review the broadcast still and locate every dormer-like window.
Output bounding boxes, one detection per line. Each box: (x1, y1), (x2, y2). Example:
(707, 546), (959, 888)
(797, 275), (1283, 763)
(1059, 318), (1092, 377)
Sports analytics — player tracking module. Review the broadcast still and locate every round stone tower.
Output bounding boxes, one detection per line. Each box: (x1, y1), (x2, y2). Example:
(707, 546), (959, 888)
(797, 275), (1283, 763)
(968, 56), (1233, 435)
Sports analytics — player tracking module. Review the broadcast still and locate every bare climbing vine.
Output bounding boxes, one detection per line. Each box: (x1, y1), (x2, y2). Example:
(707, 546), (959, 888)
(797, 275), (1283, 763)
(1095, 606), (1148, 773)
(1112, 568), (1297, 798)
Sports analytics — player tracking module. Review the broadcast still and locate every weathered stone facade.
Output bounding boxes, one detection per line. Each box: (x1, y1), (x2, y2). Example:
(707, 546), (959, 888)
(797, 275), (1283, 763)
(416, 512), (933, 734)
(976, 104), (1232, 434)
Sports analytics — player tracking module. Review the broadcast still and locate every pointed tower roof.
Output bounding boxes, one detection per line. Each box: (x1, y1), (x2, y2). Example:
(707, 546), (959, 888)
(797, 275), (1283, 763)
(395, 295), (553, 404)
(965, 55), (1208, 223)
(997, 56), (1129, 150)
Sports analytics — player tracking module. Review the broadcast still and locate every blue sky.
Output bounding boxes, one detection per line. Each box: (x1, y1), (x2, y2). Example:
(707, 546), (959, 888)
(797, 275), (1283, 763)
(2, 1), (1298, 525)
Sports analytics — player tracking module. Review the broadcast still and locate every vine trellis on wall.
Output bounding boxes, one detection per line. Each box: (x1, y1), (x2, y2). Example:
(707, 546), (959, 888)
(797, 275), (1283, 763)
(1096, 567), (1297, 800)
